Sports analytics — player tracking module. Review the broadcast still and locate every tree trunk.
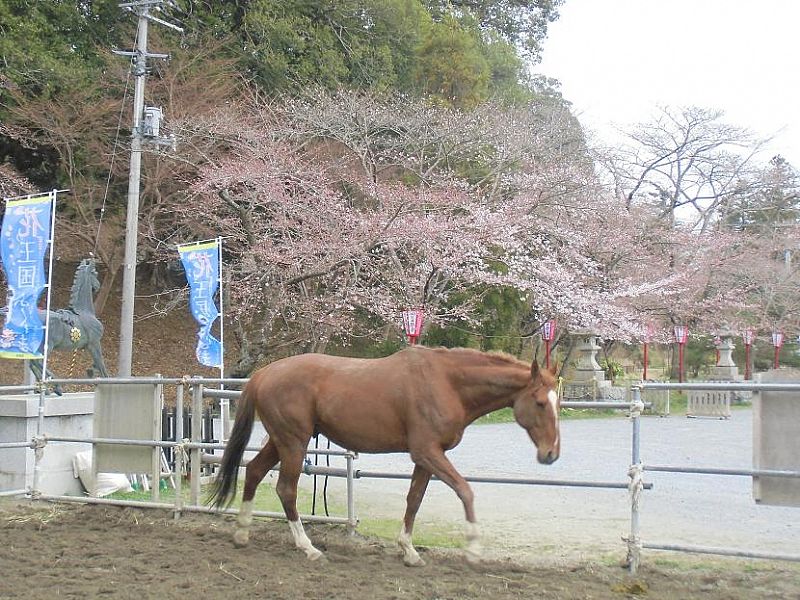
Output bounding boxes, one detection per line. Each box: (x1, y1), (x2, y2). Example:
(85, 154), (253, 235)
(94, 263), (120, 316)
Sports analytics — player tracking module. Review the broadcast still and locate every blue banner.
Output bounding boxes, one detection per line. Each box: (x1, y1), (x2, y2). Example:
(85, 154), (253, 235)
(0, 194), (53, 359)
(178, 240), (222, 368)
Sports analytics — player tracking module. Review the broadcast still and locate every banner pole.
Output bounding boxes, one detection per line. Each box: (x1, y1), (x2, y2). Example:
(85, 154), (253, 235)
(37, 190), (58, 433)
(217, 237), (229, 439)
(33, 189), (57, 498)
(218, 236), (224, 382)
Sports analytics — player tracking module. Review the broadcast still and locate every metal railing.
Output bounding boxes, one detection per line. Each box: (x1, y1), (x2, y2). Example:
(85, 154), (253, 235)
(4, 376), (799, 573)
(633, 381), (800, 569)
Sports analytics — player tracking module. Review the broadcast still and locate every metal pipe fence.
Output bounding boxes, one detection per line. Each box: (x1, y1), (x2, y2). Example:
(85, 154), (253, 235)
(6, 376), (799, 573)
(6, 376), (649, 566)
(635, 380), (800, 568)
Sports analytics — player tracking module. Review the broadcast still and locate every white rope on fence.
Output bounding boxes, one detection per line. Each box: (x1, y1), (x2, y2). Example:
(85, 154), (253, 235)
(628, 463), (644, 512)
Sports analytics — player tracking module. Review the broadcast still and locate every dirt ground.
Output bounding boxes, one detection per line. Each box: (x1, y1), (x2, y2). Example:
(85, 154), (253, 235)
(1, 501), (799, 600)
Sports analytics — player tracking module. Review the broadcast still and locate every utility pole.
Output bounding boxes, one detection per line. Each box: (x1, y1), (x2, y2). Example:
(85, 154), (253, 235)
(115, 1), (181, 376)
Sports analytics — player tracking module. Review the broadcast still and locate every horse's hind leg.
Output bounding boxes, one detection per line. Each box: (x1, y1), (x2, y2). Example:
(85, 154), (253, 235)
(88, 342), (109, 378)
(233, 439), (279, 548)
(398, 464), (431, 567)
(276, 445), (324, 561)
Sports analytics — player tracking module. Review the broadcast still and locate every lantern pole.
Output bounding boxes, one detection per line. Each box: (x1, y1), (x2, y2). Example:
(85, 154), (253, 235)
(745, 343), (752, 380)
(642, 341), (648, 380)
(642, 322), (654, 381)
(743, 328), (754, 380)
(772, 331), (784, 369)
(541, 319), (556, 369)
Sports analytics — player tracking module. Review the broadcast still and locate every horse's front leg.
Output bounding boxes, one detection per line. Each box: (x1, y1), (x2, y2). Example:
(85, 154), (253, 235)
(412, 447), (481, 564)
(275, 444), (324, 561)
(28, 359), (43, 383)
(28, 359), (62, 396)
(398, 464), (432, 567)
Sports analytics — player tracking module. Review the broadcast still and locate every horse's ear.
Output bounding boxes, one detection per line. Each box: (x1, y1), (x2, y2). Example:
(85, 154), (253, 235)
(531, 360), (540, 379)
(549, 362), (559, 377)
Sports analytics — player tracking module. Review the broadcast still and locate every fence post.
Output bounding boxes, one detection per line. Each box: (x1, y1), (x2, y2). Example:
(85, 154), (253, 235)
(627, 386), (644, 574)
(190, 382), (203, 506)
(151, 375), (163, 503)
(346, 452), (357, 534)
(174, 382), (184, 519)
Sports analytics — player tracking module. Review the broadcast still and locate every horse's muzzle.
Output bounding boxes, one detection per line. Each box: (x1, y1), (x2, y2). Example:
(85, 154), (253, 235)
(537, 449), (559, 465)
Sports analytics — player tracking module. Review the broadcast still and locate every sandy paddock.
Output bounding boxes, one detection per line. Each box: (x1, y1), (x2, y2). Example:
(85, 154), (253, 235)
(1, 501), (799, 599)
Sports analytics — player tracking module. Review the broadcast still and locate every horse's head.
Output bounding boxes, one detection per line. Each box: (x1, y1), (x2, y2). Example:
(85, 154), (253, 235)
(512, 361), (560, 465)
(79, 258), (100, 294)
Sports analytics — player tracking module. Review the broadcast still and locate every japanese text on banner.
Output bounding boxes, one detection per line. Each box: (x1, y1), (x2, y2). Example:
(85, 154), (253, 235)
(178, 241), (222, 368)
(0, 194), (53, 359)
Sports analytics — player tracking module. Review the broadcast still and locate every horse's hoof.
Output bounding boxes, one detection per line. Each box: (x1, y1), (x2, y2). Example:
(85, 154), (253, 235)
(465, 546), (483, 566)
(403, 554), (426, 567)
(306, 548), (325, 562)
(232, 529), (249, 547)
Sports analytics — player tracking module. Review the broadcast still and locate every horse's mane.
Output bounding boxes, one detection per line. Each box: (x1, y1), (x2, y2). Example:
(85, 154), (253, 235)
(68, 259), (96, 313)
(419, 346), (529, 368)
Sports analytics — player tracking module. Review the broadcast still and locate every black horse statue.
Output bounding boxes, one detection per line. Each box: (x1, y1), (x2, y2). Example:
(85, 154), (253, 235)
(2, 258), (109, 392)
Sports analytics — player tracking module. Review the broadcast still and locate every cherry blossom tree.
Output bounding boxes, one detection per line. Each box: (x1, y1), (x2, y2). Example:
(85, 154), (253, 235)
(165, 93), (786, 375)
(607, 105), (769, 230)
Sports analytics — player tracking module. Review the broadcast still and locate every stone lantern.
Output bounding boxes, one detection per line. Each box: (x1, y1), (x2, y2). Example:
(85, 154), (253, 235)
(711, 329), (740, 381)
(563, 329), (614, 399)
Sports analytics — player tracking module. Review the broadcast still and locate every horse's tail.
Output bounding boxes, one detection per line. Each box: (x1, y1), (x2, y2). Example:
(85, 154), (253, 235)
(208, 384), (256, 510)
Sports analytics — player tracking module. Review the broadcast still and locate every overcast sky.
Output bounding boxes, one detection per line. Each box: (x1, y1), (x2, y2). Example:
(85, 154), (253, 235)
(536, 0), (800, 167)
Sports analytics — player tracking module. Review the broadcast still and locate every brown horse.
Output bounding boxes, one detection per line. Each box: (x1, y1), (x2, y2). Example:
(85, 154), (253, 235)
(210, 346), (560, 565)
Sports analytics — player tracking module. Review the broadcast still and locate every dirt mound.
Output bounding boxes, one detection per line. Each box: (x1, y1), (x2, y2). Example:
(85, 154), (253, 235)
(2, 501), (798, 599)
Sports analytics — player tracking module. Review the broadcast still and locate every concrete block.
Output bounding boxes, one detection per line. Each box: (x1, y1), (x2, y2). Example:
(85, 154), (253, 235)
(753, 369), (800, 506)
(0, 392), (93, 495)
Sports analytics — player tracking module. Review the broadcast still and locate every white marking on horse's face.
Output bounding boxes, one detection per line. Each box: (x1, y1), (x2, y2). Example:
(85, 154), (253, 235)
(547, 389), (558, 411)
(547, 389), (560, 449)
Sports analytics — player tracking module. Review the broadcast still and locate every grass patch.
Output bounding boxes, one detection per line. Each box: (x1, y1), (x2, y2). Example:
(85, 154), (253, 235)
(109, 481), (464, 549)
(668, 391), (687, 415)
(476, 405), (622, 425)
(560, 407), (618, 420)
(108, 479), (313, 514)
(649, 553), (799, 573)
(475, 407), (514, 424)
(357, 518), (464, 549)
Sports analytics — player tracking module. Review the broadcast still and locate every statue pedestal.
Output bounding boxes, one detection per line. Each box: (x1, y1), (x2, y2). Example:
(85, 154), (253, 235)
(0, 393), (94, 495)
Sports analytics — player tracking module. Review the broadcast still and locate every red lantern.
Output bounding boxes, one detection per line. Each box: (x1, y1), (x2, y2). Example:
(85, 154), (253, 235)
(673, 325), (689, 345)
(401, 309), (424, 345)
(673, 325), (688, 383)
(541, 319), (556, 369)
(772, 330), (784, 369)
